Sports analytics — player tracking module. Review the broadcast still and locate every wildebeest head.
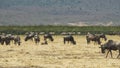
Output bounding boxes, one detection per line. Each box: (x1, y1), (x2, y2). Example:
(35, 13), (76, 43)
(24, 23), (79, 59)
(99, 33), (107, 41)
(72, 40), (76, 45)
(24, 36), (28, 41)
(50, 36), (54, 41)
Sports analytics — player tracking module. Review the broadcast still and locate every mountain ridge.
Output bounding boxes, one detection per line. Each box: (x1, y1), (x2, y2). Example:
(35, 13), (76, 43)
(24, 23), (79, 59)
(0, 0), (120, 26)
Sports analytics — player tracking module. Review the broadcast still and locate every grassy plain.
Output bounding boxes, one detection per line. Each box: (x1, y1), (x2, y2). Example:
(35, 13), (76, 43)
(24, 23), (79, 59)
(0, 35), (120, 68)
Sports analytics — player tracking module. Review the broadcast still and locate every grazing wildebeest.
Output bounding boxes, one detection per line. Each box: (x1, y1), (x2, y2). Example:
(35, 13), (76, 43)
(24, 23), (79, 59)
(0, 34), (12, 45)
(96, 33), (107, 41)
(5, 35), (12, 45)
(63, 35), (76, 45)
(24, 32), (35, 41)
(86, 32), (101, 45)
(0, 34), (6, 45)
(34, 34), (40, 44)
(14, 36), (21, 45)
(6, 34), (16, 44)
(44, 34), (54, 41)
(100, 40), (120, 58)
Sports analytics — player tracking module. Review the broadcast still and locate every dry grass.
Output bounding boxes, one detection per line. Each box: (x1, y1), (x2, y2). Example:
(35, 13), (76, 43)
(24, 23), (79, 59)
(0, 35), (120, 68)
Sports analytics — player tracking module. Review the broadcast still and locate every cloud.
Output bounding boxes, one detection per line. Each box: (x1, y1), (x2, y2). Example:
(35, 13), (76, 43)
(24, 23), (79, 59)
(67, 22), (88, 26)
(106, 21), (113, 26)
(67, 21), (115, 26)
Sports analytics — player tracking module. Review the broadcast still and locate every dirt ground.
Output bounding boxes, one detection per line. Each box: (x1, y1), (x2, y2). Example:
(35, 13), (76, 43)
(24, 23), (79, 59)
(0, 35), (120, 68)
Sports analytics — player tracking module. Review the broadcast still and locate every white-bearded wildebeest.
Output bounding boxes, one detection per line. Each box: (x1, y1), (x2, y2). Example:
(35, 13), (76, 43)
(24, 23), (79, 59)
(63, 35), (76, 45)
(14, 36), (21, 45)
(96, 33), (107, 41)
(0, 34), (12, 45)
(44, 34), (54, 41)
(34, 34), (40, 44)
(0, 35), (8, 45)
(100, 40), (120, 58)
(0, 34), (21, 45)
(24, 32), (35, 41)
(86, 33), (101, 45)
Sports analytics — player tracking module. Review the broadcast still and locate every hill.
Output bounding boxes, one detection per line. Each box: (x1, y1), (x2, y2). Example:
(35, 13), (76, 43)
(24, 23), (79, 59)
(0, 0), (120, 26)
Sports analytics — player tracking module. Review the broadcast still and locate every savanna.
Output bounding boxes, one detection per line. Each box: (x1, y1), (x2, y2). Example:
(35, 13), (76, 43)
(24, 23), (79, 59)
(0, 35), (120, 68)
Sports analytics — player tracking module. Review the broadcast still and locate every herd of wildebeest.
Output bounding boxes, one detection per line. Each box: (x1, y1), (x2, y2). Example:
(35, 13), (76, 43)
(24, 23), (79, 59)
(0, 31), (120, 58)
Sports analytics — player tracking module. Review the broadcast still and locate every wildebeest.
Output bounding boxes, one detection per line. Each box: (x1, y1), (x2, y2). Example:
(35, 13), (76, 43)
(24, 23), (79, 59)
(0, 33), (21, 45)
(24, 32), (35, 41)
(34, 34), (40, 44)
(100, 40), (120, 58)
(14, 36), (21, 45)
(0, 34), (8, 45)
(44, 33), (54, 41)
(0, 34), (12, 45)
(5, 34), (16, 44)
(86, 32), (101, 45)
(96, 33), (107, 41)
(63, 35), (76, 45)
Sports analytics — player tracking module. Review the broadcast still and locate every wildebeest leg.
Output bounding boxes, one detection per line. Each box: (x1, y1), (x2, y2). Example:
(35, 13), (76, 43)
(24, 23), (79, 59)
(35, 40), (38, 44)
(64, 41), (65, 44)
(1, 41), (4, 45)
(18, 42), (21, 45)
(35, 39), (37, 44)
(117, 50), (120, 58)
(5, 40), (10, 45)
(31, 38), (33, 41)
(64, 38), (66, 44)
(104, 37), (107, 41)
(14, 41), (16, 45)
(109, 50), (113, 58)
(86, 36), (89, 44)
(94, 41), (97, 45)
(94, 41), (96, 45)
(98, 39), (101, 45)
(106, 50), (110, 58)
(68, 41), (69, 44)
(87, 39), (90, 44)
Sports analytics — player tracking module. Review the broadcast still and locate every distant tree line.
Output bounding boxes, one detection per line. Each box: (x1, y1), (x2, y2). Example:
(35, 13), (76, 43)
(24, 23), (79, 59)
(0, 25), (120, 35)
